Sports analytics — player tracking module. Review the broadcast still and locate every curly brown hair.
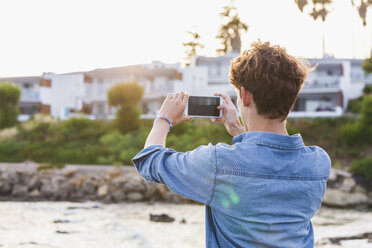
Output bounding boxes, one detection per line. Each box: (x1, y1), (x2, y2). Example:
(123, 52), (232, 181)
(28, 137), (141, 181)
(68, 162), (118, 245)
(229, 41), (313, 120)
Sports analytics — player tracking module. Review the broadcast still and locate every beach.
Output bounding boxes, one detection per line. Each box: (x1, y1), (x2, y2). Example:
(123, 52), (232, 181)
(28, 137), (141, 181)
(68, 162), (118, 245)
(0, 202), (371, 248)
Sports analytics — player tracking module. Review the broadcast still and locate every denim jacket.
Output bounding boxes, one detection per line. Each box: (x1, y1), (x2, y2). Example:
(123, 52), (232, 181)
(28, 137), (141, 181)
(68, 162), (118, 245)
(132, 131), (331, 248)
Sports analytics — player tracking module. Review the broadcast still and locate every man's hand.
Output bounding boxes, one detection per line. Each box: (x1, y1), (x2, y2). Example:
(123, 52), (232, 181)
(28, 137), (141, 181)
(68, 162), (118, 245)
(211, 93), (245, 137)
(158, 92), (193, 126)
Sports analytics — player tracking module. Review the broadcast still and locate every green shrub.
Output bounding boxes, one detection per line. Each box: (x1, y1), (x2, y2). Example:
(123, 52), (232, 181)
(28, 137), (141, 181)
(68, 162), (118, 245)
(107, 82), (144, 134)
(347, 97), (363, 113)
(360, 96), (372, 127)
(0, 82), (20, 129)
(363, 85), (372, 95)
(37, 163), (65, 171)
(350, 158), (372, 183)
(341, 122), (365, 147)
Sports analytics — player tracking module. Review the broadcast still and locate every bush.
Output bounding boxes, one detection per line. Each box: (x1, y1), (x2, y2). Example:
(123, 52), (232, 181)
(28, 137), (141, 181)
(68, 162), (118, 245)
(0, 82), (20, 129)
(347, 97), (363, 113)
(341, 96), (372, 146)
(363, 85), (372, 95)
(341, 122), (365, 147)
(107, 82), (144, 134)
(350, 158), (372, 184)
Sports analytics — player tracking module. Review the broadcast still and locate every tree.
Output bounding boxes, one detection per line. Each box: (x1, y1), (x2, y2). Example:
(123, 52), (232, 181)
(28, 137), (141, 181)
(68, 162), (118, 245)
(0, 82), (21, 129)
(294, 0), (333, 56)
(295, 0), (372, 26)
(183, 31), (204, 67)
(362, 51), (372, 74)
(216, 1), (248, 55)
(107, 82), (144, 134)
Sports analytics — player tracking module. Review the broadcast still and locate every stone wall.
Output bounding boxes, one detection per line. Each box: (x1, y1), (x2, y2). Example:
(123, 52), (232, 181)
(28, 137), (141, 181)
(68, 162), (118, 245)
(0, 162), (190, 203)
(1, 162), (371, 208)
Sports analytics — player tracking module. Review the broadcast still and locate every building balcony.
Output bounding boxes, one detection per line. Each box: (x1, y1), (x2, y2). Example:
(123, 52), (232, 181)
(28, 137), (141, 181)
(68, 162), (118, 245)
(20, 90), (40, 102)
(304, 80), (340, 88)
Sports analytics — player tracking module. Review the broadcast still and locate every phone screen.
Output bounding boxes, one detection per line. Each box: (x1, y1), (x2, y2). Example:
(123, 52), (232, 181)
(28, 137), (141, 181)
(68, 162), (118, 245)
(187, 96), (221, 117)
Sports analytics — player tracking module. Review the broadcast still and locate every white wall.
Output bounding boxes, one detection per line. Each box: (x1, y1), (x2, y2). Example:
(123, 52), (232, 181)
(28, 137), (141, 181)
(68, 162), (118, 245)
(40, 73), (85, 119)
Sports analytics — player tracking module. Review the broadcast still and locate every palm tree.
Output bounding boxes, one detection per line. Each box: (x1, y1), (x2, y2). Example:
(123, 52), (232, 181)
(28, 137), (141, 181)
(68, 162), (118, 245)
(295, 0), (372, 26)
(183, 31), (204, 67)
(295, 0), (333, 56)
(216, 1), (248, 55)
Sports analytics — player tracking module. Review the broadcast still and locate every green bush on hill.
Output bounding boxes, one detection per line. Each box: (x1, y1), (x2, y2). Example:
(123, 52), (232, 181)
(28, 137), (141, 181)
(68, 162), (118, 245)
(0, 82), (21, 129)
(341, 95), (372, 146)
(350, 158), (372, 186)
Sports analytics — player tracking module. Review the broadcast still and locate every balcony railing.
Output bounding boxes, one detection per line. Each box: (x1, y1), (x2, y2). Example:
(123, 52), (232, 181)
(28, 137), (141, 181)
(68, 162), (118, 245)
(21, 90), (40, 101)
(303, 80), (340, 88)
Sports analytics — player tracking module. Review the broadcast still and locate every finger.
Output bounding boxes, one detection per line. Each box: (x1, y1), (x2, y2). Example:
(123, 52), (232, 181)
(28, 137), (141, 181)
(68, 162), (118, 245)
(214, 92), (232, 104)
(183, 93), (189, 105)
(217, 103), (227, 110)
(179, 91), (185, 101)
(174, 92), (180, 101)
(166, 93), (172, 100)
(181, 116), (193, 122)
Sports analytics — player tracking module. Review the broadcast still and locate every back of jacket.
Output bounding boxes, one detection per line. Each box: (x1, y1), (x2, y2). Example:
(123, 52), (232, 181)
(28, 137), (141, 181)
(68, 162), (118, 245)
(132, 131), (331, 248)
(206, 132), (331, 247)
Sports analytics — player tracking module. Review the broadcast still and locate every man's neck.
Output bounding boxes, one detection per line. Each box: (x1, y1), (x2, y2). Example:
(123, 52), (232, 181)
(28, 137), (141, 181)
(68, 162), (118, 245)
(244, 114), (289, 136)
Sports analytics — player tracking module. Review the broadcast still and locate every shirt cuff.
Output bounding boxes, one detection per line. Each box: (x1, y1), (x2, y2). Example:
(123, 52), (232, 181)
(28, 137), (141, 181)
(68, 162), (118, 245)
(132, 145), (165, 164)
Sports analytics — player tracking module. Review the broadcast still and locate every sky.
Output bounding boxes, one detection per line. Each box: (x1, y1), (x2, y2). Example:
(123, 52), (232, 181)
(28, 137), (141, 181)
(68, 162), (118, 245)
(0, 0), (371, 77)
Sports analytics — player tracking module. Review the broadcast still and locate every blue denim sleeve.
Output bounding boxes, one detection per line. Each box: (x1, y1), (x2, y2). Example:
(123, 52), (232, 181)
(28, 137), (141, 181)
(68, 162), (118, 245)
(132, 144), (216, 205)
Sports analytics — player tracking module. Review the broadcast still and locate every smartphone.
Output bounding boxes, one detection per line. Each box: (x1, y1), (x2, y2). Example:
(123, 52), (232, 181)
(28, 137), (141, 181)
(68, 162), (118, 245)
(185, 96), (223, 118)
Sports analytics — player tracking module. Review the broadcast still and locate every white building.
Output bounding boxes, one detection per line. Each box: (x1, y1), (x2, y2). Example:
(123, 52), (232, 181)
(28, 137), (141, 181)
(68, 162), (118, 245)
(2, 56), (371, 121)
(181, 54), (372, 118)
(0, 76), (41, 121)
(289, 57), (372, 117)
(82, 62), (183, 119)
(175, 52), (238, 104)
(1, 73), (87, 120)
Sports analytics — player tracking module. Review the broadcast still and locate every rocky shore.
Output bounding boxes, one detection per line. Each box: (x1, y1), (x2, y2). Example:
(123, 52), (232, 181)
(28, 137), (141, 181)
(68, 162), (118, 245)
(0, 162), (190, 203)
(0, 162), (371, 207)
(323, 168), (372, 208)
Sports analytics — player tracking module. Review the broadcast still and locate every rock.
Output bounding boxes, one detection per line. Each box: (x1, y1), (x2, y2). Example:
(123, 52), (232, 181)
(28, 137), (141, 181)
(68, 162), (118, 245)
(12, 185), (28, 197)
(58, 182), (75, 199)
(143, 182), (158, 200)
(40, 179), (59, 199)
(323, 188), (368, 207)
(333, 169), (352, 178)
(111, 190), (126, 202)
(28, 175), (41, 191)
(53, 219), (70, 223)
(340, 177), (356, 192)
(368, 192), (372, 207)
(111, 176), (127, 188)
(149, 213), (175, 223)
(107, 168), (122, 180)
(29, 189), (41, 197)
(123, 178), (145, 193)
(0, 180), (12, 195)
(353, 185), (367, 194)
(81, 180), (97, 195)
(127, 192), (143, 201)
(97, 185), (109, 197)
(328, 169), (337, 182)
(2, 171), (19, 184)
(62, 168), (78, 178)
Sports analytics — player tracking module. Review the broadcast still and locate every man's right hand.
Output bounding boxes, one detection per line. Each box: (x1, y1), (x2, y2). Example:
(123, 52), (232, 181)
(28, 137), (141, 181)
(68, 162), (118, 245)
(211, 93), (245, 137)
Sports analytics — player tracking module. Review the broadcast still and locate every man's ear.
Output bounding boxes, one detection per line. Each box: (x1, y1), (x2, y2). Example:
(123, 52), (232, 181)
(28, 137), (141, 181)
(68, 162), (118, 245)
(240, 86), (251, 107)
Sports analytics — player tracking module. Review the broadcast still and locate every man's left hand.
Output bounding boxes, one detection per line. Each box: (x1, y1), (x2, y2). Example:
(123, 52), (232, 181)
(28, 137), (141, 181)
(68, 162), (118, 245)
(158, 92), (193, 126)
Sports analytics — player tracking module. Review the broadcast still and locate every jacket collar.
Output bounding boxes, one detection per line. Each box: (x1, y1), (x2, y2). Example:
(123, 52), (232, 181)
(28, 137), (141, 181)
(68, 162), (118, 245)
(232, 131), (305, 150)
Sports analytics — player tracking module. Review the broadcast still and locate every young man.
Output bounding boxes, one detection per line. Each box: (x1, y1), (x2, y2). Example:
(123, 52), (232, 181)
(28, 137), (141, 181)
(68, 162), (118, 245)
(132, 41), (331, 247)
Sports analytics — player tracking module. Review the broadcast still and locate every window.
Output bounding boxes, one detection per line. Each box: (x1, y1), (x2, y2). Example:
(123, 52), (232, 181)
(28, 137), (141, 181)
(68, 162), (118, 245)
(40, 79), (51, 87)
